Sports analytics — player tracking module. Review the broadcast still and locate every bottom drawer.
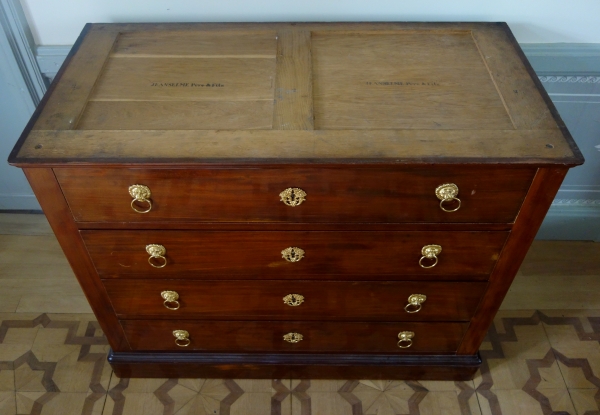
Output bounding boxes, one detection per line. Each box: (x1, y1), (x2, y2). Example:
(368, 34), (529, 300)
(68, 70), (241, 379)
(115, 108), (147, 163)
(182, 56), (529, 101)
(121, 320), (469, 353)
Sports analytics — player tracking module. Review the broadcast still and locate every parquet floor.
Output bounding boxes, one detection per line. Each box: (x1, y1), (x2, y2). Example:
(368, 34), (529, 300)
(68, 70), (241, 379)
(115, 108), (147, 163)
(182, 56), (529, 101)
(0, 213), (599, 415)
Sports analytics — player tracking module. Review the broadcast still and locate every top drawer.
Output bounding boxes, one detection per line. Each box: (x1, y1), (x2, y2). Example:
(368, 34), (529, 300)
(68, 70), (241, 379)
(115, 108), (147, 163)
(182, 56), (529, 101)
(54, 166), (535, 223)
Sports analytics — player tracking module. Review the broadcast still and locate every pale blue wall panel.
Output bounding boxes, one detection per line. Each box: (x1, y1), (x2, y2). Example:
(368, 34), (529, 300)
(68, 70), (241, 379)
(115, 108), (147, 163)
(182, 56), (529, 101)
(0, 16), (39, 210)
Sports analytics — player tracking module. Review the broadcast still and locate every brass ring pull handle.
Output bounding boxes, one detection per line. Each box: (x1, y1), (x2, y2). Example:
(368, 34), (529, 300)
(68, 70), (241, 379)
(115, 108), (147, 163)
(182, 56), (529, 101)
(161, 290), (180, 310)
(435, 183), (461, 212)
(129, 184), (152, 213)
(283, 332), (303, 343)
(173, 330), (190, 347)
(397, 331), (415, 349)
(404, 294), (427, 313)
(146, 244), (167, 268)
(419, 244), (442, 269)
(281, 247), (305, 263)
(279, 187), (307, 207)
(283, 294), (304, 307)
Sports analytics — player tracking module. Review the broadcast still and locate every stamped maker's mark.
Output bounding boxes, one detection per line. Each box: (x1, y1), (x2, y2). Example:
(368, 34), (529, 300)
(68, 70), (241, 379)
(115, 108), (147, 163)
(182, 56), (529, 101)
(366, 81), (440, 86)
(150, 82), (224, 87)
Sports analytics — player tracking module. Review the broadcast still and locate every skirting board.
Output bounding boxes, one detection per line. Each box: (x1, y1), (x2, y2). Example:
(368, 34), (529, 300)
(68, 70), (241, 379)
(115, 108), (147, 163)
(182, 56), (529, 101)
(0, 194), (41, 210)
(537, 202), (600, 242)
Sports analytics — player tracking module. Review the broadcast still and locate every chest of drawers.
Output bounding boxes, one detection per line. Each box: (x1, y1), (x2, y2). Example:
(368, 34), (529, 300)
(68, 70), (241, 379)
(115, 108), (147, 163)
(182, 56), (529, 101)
(8, 22), (583, 380)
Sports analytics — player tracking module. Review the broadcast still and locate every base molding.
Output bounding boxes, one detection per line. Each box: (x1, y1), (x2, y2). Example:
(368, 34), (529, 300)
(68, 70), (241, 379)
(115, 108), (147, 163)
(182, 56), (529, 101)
(536, 202), (600, 241)
(108, 350), (481, 380)
(0, 194), (40, 210)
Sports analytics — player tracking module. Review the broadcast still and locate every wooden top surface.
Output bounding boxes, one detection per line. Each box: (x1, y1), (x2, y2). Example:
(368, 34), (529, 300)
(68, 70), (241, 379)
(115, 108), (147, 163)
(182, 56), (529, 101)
(9, 22), (583, 166)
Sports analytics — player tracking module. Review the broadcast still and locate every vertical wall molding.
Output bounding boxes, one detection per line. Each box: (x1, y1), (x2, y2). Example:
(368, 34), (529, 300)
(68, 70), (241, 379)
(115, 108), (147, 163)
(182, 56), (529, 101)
(0, 0), (41, 210)
(0, 0), (46, 105)
(35, 45), (70, 82)
(520, 44), (600, 241)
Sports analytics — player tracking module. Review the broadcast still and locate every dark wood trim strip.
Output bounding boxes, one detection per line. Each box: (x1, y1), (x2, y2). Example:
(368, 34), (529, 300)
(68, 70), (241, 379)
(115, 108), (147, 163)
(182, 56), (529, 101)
(457, 167), (569, 354)
(22, 168), (130, 351)
(108, 349), (481, 379)
(109, 350), (481, 365)
(73, 221), (513, 232)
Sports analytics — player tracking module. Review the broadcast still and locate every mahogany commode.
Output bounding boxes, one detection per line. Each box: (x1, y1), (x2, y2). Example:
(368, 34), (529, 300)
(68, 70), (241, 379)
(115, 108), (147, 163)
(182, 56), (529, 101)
(8, 22), (583, 379)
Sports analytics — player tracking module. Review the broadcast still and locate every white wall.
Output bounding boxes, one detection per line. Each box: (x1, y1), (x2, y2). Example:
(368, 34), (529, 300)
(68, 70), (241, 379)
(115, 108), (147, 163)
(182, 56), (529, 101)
(20, 0), (600, 46)
(0, 14), (39, 210)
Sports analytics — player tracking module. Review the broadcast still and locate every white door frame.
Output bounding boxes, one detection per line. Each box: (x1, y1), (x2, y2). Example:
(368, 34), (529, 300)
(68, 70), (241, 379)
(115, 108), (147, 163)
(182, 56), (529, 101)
(0, 0), (45, 210)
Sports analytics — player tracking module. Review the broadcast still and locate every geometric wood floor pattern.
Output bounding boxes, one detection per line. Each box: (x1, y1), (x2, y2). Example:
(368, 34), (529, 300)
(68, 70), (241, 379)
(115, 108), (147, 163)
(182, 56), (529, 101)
(1, 214), (600, 414)
(1, 310), (600, 414)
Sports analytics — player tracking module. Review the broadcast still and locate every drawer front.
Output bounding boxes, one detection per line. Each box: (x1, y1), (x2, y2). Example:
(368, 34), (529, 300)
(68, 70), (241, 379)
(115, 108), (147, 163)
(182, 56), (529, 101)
(83, 230), (508, 278)
(55, 167), (535, 223)
(104, 280), (487, 321)
(121, 320), (469, 353)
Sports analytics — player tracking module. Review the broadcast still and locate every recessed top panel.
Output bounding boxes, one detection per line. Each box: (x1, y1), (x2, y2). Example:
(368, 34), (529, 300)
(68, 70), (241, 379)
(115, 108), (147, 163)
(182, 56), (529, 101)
(77, 31), (277, 130)
(12, 23), (580, 165)
(312, 32), (514, 130)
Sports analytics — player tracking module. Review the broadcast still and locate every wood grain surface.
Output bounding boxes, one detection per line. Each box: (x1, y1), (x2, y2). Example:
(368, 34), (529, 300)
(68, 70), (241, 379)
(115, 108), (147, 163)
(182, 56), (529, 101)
(77, 100), (275, 130)
(22, 169), (130, 351)
(14, 129), (577, 164)
(312, 31), (513, 130)
(103, 279), (487, 321)
(470, 25), (559, 130)
(120, 319), (469, 353)
(111, 30), (277, 57)
(82, 230), (508, 278)
(10, 22), (584, 380)
(32, 25), (120, 131)
(457, 167), (569, 354)
(9, 22), (583, 166)
(273, 30), (313, 130)
(76, 29), (278, 131)
(87, 57), (275, 102)
(54, 166), (535, 223)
